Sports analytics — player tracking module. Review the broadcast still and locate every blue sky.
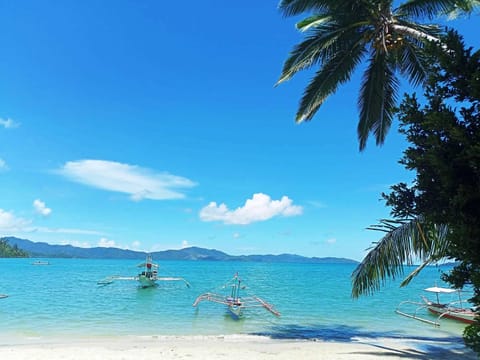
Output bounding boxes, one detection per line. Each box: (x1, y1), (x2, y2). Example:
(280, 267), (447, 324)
(0, 1), (478, 260)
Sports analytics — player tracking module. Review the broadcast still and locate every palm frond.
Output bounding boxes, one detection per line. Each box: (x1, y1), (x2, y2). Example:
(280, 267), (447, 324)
(390, 21), (442, 68)
(444, 0), (480, 19)
(295, 36), (366, 122)
(400, 259), (433, 287)
(396, 36), (430, 86)
(276, 23), (345, 84)
(296, 14), (333, 32)
(279, 0), (325, 16)
(278, 0), (347, 17)
(351, 218), (450, 298)
(397, 0), (474, 19)
(396, 223), (450, 287)
(357, 51), (399, 150)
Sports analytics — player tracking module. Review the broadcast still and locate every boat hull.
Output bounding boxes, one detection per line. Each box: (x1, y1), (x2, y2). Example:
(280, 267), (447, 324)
(137, 275), (156, 288)
(427, 305), (476, 324)
(227, 305), (243, 320)
(32, 261), (50, 265)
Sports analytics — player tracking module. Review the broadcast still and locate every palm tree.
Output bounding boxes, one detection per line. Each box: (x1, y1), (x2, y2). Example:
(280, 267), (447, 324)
(351, 217), (451, 298)
(277, 0), (477, 150)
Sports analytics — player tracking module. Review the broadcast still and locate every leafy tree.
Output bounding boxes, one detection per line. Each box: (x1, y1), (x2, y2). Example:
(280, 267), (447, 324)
(351, 31), (480, 353)
(277, 0), (478, 150)
(0, 239), (29, 257)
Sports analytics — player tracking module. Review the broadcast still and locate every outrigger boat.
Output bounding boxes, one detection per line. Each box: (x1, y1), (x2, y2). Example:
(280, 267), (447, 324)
(97, 254), (190, 288)
(136, 254), (160, 287)
(192, 273), (280, 319)
(396, 285), (478, 326)
(0, 294), (8, 299)
(32, 260), (50, 265)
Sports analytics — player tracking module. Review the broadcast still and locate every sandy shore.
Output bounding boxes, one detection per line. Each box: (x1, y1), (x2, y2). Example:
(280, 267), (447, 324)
(0, 334), (476, 360)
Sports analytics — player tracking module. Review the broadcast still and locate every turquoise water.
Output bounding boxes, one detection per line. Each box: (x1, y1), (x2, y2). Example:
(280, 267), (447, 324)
(0, 258), (469, 343)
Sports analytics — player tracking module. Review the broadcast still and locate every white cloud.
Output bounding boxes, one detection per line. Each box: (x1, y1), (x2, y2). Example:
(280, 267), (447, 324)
(0, 158), (8, 171)
(233, 232), (241, 239)
(57, 159), (197, 201)
(131, 240), (141, 249)
(60, 239), (92, 248)
(33, 199), (52, 217)
(57, 238), (142, 250)
(0, 118), (20, 129)
(98, 237), (115, 247)
(307, 200), (327, 208)
(0, 209), (31, 231)
(35, 227), (103, 235)
(199, 193), (303, 225)
(181, 240), (190, 248)
(326, 238), (337, 244)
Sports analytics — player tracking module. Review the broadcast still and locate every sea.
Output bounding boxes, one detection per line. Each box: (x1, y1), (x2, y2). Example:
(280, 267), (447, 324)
(0, 258), (472, 346)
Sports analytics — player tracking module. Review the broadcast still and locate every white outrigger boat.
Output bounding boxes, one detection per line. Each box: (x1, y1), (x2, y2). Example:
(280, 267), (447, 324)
(0, 294), (8, 299)
(32, 260), (50, 265)
(396, 286), (477, 326)
(97, 254), (190, 289)
(192, 273), (280, 319)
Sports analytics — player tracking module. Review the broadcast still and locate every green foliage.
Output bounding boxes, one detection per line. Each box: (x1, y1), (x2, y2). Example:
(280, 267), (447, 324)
(0, 239), (29, 258)
(395, 30), (480, 267)
(350, 30), (480, 353)
(464, 324), (480, 354)
(381, 30), (480, 352)
(277, 0), (477, 150)
(351, 218), (450, 298)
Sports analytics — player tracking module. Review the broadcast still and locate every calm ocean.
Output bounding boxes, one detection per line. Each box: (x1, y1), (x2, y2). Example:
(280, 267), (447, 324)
(0, 258), (469, 344)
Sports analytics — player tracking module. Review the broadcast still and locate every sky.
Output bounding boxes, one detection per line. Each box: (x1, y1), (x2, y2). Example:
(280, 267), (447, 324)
(0, 1), (478, 261)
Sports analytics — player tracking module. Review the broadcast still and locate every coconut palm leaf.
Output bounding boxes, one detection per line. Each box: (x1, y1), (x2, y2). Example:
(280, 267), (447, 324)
(296, 15), (333, 32)
(296, 36), (366, 121)
(351, 217), (450, 298)
(357, 52), (399, 150)
(278, 0), (347, 17)
(398, 0), (477, 18)
(400, 259), (433, 287)
(277, 23), (349, 84)
(278, 0), (477, 150)
(444, 0), (480, 18)
(398, 37), (429, 86)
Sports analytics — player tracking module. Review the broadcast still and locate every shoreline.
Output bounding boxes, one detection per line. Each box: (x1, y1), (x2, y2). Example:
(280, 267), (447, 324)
(0, 334), (476, 359)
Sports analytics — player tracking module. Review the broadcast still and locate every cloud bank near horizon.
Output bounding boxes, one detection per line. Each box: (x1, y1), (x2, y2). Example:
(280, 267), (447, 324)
(199, 193), (303, 225)
(57, 159), (197, 201)
(0, 209), (31, 232)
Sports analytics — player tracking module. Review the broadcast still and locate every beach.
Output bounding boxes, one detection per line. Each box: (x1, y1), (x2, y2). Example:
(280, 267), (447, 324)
(0, 334), (476, 360)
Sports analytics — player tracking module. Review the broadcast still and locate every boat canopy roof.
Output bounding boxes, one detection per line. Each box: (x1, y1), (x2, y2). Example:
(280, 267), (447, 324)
(424, 286), (457, 294)
(137, 262), (158, 268)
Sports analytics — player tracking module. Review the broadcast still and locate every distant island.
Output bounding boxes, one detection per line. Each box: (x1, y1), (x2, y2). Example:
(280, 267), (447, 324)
(1, 236), (358, 264)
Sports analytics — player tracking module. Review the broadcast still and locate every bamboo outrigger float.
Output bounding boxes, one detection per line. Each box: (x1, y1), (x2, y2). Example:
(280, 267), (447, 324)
(395, 286), (477, 326)
(192, 273), (280, 319)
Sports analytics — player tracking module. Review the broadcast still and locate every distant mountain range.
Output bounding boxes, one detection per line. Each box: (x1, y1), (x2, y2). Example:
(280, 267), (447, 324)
(2, 236), (358, 264)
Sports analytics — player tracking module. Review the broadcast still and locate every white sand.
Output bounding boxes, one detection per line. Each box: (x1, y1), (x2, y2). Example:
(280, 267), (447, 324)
(0, 334), (476, 359)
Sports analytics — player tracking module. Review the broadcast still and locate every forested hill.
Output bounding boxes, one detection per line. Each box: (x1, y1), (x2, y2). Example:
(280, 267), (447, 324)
(2, 236), (358, 264)
(0, 238), (29, 257)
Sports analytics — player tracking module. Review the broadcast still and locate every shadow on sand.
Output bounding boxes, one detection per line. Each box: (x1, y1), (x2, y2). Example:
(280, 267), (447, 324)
(253, 324), (476, 359)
